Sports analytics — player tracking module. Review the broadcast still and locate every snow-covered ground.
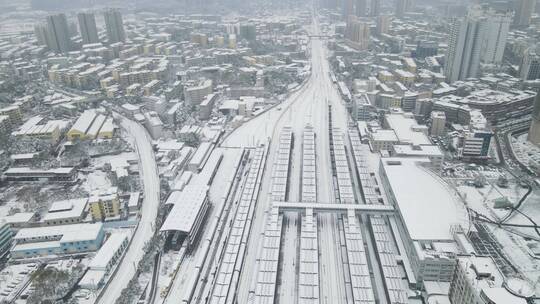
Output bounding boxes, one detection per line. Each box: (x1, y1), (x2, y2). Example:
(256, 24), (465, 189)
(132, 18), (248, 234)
(0, 263), (37, 302)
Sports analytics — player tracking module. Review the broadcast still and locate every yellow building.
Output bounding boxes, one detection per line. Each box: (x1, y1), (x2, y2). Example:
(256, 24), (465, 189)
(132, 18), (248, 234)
(67, 110), (112, 141)
(378, 70), (394, 82)
(395, 69), (416, 86)
(98, 118), (115, 139)
(89, 192), (120, 221)
(67, 110), (97, 140)
(228, 34), (237, 49)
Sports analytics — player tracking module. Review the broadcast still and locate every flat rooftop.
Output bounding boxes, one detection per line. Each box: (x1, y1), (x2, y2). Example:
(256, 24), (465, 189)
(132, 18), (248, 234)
(14, 222), (103, 243)
(385, 112), (431, 145)
(42, 197), (88, 222)
(392, 144), (443, 157)
(381, 158), (468, 241)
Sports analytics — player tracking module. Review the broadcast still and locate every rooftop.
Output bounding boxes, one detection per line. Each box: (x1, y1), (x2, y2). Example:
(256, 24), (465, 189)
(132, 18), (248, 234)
(381, 158), (468, 241)
(392, 144), (443, 157)
(42, 198), (88, 222)
(160, 185), (209, 234)
(458, 256), (527, 304)
(70, 110), (97, 134)
(14, 223), (103, 243)
(385, 111), (431, 145)
(89, 232), (129, 269)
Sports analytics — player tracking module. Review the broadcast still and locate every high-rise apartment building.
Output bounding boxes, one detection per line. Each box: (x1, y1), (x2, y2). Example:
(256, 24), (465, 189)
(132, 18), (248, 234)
(34, 23), (50, 46)
(444, 8), (485, 82)
(480, 7), (511, 63)
(430, 111), (446, 136)
(376, 14), (390, 35)
(370, 0), (380, 16)
(342, 0), (355, 18)
(356, 0), (367, 17)
(520, 45), (540, 80)
(345, 15), (370, 50)
(78, 12), (99, 44)
(46, 13), (72, 53)
(104, 9), (126, 43)
(395, 0), (412, 17)
(445, 6), (511, 82)
(514, 0), (535, 27)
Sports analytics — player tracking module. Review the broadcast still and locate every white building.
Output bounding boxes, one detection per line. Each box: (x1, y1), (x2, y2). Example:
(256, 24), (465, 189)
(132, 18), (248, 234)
(384, 110), (431, 146)
(445, 8), (484, 82)
(391, 144), (444, 171)
(479, 7), (511, 64)
(449, 256), (528, 304)
(42, 198), (88, 225)
(79, 232), (129, 289)
(379, 158), (469, 284)
(369, 129), (398, 152)
(430, 111), (446, 136)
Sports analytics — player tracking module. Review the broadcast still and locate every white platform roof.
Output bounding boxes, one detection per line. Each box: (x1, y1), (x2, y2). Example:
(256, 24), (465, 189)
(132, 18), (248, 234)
(381, 158), (468, 241)
(160, 185), (209, 233)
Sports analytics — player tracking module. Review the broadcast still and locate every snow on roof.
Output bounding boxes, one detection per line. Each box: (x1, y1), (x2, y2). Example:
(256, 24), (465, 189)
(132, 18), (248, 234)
(4, 167), (75, 175)
(70, 110), (97, 134)
(458, 256), (527, 304)
(89, 232), (129, 269)
(160, 185), (208, 233)
(392, 144), (443, 157)
(14, 223), (103, 243)
(86, 114), (106, 138)
(128, 192), (140, 208)
(371, 129), (398, 142)
(189, 142), (213, 167)
(10, 153), (39, 160)
(99, 118), (115, 134)
(156, 140), (185, 151)
(3, 212), (34, 224)
(219, 99), (239, 111)
(381, 158), (468, 241)
(385, 112), (431, 145)
(43, 198), (88, 222)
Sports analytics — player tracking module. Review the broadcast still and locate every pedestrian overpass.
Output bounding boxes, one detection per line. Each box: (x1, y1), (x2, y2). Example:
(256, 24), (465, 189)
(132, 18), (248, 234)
(271, 201), (395, 215)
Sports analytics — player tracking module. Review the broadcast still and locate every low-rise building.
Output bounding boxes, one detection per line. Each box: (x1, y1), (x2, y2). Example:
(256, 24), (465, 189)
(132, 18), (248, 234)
(67, 110), (110, 141)
(11, 223), (104, 259)
(369, 129), (399, 152)
(78, 232), (129, 290)
(12, 116), (69, 144)
(0, 221), (12, 258)
(42, 198), (88, 225)
(89, 191), (121, 221)
(3, 167), (77, 182)
(391, 144), (444, 171)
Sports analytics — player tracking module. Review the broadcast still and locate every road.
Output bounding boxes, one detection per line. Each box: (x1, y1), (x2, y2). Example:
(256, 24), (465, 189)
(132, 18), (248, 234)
(97, 117), (161, 304)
